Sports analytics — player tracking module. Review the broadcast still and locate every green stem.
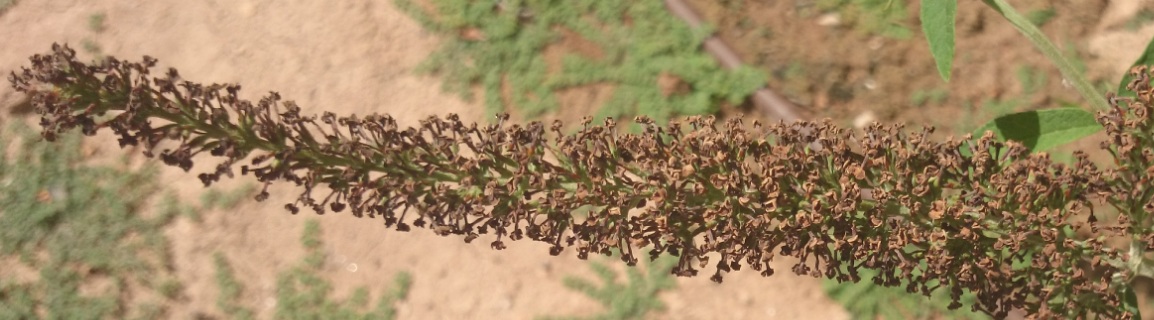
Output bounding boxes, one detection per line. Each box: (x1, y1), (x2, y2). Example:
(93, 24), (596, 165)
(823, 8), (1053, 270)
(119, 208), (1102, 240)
(139, 89), (458, 183)
(981, 0), (1110, 111)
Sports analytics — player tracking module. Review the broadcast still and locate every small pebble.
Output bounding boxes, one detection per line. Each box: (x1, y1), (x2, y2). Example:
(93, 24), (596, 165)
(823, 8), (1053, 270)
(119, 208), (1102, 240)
(817, 13), (841, 27)
(854, 111), (878, 129)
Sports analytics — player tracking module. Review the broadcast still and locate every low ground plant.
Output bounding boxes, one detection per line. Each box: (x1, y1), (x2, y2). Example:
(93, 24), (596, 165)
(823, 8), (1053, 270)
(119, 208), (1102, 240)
(394, 0), (765, 124)
(540, 250), (677, 320)
(0, 123), (176, 319)
(815, 0), (914, 39)
(212, 219), (412, 320)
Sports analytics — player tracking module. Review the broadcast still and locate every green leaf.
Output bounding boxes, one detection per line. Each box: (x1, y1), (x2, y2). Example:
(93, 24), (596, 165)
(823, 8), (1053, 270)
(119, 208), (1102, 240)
(1123, 286), (1142, 319)
(1116, 34), (1154, 98)
(971, 108), (1101, 153)
(979, 0), (1110, 110)
(921, 0), (958, 81)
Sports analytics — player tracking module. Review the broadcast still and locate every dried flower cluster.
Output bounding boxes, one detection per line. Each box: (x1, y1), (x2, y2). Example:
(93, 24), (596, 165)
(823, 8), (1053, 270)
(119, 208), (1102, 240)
(11, 44), (1154, 318)
(1104, 68), (1154, 245)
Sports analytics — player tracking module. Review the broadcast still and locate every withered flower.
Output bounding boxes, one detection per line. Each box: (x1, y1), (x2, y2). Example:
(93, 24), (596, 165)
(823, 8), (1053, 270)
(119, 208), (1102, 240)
(11, 44), (1154, 318)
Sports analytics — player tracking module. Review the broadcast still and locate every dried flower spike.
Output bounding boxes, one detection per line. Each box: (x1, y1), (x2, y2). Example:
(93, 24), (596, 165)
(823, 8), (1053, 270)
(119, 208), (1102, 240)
(10, 44), (1151, 318)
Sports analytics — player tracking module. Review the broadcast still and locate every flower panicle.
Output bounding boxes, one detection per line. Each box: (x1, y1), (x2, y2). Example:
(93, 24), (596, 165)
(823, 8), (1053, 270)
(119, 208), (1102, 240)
(11, 43), (1153, 318)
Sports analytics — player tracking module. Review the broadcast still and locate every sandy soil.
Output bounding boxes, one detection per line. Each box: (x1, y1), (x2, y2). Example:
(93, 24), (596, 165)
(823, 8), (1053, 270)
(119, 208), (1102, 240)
(689, 0), (1154, 135)
(0, 1), (848, 319)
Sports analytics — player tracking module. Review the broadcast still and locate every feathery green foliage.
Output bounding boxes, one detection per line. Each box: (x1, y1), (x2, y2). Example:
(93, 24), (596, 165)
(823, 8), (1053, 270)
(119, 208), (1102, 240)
(394, 0), (765, 124)
(273, 220), (412, 320)
(816, 0), (913, 39)
(214, 252), (257, 320)
(540, 251), (677, 320)
(0, 122), (176, 318)
(822, 266), (987, 320)
(200, 183), (258, 211)
(81, 12), (106, 58)
(211, 221), (413, 320)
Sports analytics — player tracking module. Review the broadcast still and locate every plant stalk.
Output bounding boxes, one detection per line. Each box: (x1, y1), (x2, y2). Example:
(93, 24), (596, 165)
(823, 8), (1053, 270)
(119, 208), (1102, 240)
(981, 0), (1110, 111)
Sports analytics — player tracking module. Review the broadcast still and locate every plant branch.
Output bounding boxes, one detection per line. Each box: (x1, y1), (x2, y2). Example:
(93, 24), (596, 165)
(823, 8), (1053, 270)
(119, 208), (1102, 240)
(10, 44), (1152, 318)
(981, 0), (1111, 111)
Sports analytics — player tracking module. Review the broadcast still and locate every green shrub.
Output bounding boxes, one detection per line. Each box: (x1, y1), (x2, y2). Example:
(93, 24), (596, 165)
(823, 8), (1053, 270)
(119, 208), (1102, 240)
(540, 251), (677, 320)
(274, 220), (411, 320)
(0, 122), (174, 318)
(816, 0), (913, 39)
(395, 0), (766, 124)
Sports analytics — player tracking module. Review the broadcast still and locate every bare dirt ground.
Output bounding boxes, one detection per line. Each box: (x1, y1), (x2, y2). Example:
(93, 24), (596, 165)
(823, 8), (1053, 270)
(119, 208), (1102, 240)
(690, 0), (1154, 134)
(0, 1), (848, 319)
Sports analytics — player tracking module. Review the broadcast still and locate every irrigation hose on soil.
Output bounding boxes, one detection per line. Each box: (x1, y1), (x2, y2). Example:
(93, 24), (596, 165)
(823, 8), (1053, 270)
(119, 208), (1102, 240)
(662, 0), (806, 123)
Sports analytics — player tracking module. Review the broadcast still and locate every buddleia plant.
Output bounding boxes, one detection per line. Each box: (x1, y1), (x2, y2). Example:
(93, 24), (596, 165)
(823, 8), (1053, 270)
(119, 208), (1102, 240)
(13, 44), (1154, 318)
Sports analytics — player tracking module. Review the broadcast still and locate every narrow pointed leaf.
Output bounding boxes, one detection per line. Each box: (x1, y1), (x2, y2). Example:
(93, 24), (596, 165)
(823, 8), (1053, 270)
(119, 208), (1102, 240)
(1123, 287), (1142, 319)
(971, 108), (1101, 153)
(921, 0), (958, 81)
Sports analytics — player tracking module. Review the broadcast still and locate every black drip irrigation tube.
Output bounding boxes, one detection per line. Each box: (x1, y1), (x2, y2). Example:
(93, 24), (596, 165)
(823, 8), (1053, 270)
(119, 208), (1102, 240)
(662, 0), (806, 123)
(662, 1), (893, 214)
